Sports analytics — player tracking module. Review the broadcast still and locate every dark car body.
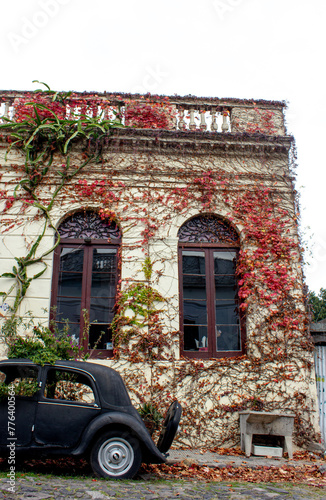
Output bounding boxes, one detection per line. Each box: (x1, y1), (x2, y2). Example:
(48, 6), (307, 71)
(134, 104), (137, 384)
(0, 359), (181, 479)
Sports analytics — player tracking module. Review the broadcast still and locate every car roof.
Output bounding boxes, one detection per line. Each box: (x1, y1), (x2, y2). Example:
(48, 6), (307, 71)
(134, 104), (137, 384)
(0, 359), (132, 407)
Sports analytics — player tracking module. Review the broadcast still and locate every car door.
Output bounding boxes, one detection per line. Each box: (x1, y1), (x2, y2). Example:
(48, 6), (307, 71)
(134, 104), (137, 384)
(34, 366), (100, 448)
(0, 363), (40, 447)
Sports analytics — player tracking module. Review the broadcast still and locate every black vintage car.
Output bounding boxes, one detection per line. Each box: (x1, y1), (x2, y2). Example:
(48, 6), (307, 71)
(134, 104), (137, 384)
(0, 359), (181, 479)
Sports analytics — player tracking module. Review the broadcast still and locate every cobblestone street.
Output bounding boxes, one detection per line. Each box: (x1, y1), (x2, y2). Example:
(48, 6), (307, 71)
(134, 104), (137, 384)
(1, 449), (326, 500)
(0, 475), (326, 500)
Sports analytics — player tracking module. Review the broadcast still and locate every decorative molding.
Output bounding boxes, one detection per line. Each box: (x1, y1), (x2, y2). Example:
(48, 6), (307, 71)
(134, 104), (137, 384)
(58, 212), (121, 240)
(178, 215), (239, 244)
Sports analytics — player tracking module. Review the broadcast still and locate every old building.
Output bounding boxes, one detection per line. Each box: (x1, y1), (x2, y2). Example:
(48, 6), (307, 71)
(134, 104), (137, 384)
(0, 89), (320, 448)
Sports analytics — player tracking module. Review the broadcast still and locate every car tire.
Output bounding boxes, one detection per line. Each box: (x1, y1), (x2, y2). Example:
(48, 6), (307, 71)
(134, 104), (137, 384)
(90, 430), (142, 479)
(157, 401), (182, 453)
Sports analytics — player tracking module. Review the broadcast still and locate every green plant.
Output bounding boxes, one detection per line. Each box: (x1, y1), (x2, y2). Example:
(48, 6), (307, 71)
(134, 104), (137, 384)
(0, 313), (81, 366)
(111, 262), (168, 361)
(309, 288), (326, 322)
(138, 402), (163, 435)
(0, 379), (38, 400)
(0, 81), (124, 317)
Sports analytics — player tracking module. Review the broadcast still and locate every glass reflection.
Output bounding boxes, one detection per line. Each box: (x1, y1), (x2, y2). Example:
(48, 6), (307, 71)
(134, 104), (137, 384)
(60, 248), (84, 272)
(89, 297), (114, 323)
(184, 301), (207, 325)
(182, 251), (205, 275)
(216, 325), (241, 351)
(56, 297), (81, 324)
(92, 249), (116, 272)
(215, 301), (239, 324)
(58, 272), (83, 297)
(214, 251), (236, 274)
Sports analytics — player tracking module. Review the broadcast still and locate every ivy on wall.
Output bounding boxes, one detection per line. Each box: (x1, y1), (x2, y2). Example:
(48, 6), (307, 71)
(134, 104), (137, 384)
(0, 84), (318, 448)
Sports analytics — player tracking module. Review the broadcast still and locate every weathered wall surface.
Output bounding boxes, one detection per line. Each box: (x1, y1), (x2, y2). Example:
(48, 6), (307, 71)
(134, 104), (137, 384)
(0, 98), (320, 449)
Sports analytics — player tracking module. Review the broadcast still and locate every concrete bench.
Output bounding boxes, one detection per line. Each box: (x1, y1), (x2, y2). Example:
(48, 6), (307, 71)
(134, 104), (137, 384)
(239, 411), (295, 458)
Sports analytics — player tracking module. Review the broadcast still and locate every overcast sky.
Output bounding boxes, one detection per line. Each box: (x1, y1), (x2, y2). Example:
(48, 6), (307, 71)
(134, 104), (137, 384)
(1, 0), (325, 292)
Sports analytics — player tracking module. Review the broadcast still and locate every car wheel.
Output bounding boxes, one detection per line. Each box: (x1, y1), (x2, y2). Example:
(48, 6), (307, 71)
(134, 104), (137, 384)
(90, 430), (142, 479)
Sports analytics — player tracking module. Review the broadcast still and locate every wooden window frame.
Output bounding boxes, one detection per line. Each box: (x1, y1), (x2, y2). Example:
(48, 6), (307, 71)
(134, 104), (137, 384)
(50, 237), (121, 359)
(179, 241), (245, 359)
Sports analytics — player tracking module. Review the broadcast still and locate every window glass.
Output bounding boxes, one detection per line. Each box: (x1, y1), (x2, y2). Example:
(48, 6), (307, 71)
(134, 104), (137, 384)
(0, 366), (39, 398)
(182, 251), (205, 274)
(51, 213), (120, 355)
(179, 216), (243, 358)
(60, 248), (84, 272)
(216, 325), (241, 351)
(213, 251), (236, 274)
(182, 250), (208, 352)
(44, 369), (95, 404)
(184, 325), (208, 351)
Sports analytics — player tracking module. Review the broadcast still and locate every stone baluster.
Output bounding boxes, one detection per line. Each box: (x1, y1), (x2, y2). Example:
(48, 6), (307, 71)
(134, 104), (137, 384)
(210, 109), (218, 132)
(88, 105), (94, 118)
(189, 107), (196, 130)
(178, 108), (186, 130)
(200, 109), (207, 131)
(100, 106), (107, 121)
(4, 102), (10, 120)
(0, 101), (12, 122)
(222, 110), (229, 132)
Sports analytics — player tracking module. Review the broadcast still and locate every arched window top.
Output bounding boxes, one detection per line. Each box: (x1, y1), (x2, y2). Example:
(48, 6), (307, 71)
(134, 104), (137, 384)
(178, 215), (239, 245)
(58, 211), (121, 240)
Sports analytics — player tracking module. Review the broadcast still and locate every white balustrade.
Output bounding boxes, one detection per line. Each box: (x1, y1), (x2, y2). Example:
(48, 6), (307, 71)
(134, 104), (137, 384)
(0, 101), (14, 123)
(1, 92), (232, 132)
(175, 106), (231, 133)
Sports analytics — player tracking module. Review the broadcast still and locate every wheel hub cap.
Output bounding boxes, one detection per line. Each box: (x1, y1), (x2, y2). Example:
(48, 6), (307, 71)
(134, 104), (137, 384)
(98, 437), (134, 476)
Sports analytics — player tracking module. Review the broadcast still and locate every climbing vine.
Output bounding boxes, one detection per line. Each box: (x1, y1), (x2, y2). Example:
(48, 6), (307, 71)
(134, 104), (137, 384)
(0, 84), (318, 449)
(111, 258), (169, 362)
(0, 82), (123, 316)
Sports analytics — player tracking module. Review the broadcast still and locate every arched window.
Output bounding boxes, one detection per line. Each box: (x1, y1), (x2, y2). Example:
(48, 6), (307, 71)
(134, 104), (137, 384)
(51, 211), (121, 357)
(178, 214), (244, 358)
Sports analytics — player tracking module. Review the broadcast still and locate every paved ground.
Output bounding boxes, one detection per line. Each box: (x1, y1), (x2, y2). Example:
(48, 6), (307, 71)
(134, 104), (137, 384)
(0, 450), (325, 500)
(1, 474), (326, 500)
(167, 449), (323, 468)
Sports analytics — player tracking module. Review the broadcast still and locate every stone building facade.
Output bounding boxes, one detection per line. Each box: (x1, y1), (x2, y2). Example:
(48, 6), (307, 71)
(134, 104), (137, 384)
(0, 90), (320, 448)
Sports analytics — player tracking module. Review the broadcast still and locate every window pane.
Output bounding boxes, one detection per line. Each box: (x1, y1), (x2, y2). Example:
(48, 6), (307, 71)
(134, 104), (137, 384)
(58, 272), (83, 297)
(56, 297), (81, 324)
(216, 325), (241, 351)
(184, 300), (207, 325)
(56, 322), (80, 344)
(183, 274), (206, 299)
(89, 324), (112, 350)
(60, 248), (84, 272)
(215, 300), (239, 324)
(182, 251), (205, 275)
(215, 275), (236, 286)
(0, 366), (39, 397)
(89, 297), (115, 323)
(54, 239), (119, 354)
(91, 273), (116, 297)
(44, 369), (95, 403)
(184, 325), (208, 351)
(92, 249), (116, 272)
(215, 282), (236, 299)
(214, 251), (236, 274)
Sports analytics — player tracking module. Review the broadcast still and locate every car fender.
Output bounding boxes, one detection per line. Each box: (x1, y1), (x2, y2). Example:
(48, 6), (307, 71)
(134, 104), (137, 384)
(72, 411), (166, 463)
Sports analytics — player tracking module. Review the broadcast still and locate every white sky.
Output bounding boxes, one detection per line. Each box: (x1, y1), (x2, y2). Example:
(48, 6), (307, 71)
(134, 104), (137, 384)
(1, 0), (325, 292)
